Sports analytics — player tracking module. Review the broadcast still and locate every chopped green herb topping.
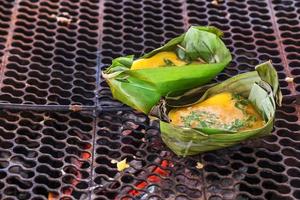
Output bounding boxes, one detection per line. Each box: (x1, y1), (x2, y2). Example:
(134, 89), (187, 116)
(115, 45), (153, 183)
(232, 93), (250, 115)
(227, 119), (246, 131)
(163, 58), (175, 66)
(181, 109), (258, 131)
(181, 111), (220, 128)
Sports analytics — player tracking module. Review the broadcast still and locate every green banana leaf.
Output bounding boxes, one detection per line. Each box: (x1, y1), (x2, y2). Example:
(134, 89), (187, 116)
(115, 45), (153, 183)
(103, 26), (232, 113)
(150, 61), (282, 156)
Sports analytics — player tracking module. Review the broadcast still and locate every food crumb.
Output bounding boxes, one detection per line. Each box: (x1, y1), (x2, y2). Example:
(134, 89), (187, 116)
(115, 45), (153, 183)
(211, 0), (218, 5)
(111, 159), (118, 164)
(212, 0), (223, 5)
(285, 77), (294, 83)
(117, 158), (130, 171)
(51, 12), (72, 25)
(196, 162), (204, 169)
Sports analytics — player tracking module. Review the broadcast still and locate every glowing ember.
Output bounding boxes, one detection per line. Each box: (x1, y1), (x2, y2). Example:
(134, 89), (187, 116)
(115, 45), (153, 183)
(123, 160), (172, 199)
(48, 192), (59, 200)
(83, 143), (92, 149)
(48, 152), (89, 198)
(62, 187), (73, 196)
(81, 152), (91, 160)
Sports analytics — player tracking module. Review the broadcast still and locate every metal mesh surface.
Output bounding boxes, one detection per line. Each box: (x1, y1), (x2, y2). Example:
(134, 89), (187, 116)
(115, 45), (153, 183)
(0, 0), (299, 200)
(0, 0), (100, 105)
(0, 110), (94, 200)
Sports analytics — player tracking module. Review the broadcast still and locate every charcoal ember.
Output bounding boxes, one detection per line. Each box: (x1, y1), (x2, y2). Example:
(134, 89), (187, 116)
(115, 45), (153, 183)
(221, 189), (235, 199)
(122, 129), (133, 136)
(133, 185), (162, 200)
(210, 196), (222, 200)
(159, 150), (172, 158)
(129, 159), (144, 170)
(122, 112), (148, 123)
(149, 120), (160, 127)
(174, 195), (190, 200)
(232, 171), (246, 181)
(208, 184), (222, 193)
(147, 138), (165, 152)
(162, 189), (176, 199)
(175, 174), (201, 188)
(123, 121), (140, 130)
(146, 128), (160, 137)
(220, 178), (234, 187)
(161, 179), (174, 189)
(0, 110), (93, 199)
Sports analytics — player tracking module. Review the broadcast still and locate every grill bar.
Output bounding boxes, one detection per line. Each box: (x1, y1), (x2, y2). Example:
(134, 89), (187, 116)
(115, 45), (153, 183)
(181, 0), (190, 31)
(0, 0), (16, 89)
(0, 103), (135, 114)
(0, 94), (297, 113)
(266, 0), (295, 94)
(266, 0), (300, 125)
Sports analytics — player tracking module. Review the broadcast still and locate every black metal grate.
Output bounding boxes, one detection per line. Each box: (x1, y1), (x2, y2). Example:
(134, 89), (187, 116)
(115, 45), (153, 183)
(0, 0), (100, 106)
(98, 0), (187, 108)
(0, 110), (94, 200)
(0, 0), (299, 200)
(186, 1), (299, 200)
(94, 111), (205, 200)
(270, 0), (300, 92)
(0, 1), (14, 60)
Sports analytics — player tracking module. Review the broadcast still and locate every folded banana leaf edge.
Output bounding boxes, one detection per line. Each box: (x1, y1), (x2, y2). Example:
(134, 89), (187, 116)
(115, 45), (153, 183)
(150, 61), (282, 156)
(103, 26), (232, 114)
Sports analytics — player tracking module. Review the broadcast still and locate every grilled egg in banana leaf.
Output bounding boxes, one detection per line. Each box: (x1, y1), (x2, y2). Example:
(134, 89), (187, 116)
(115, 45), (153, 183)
(150, 61), (282, 156)
(103, 26), (231, 113)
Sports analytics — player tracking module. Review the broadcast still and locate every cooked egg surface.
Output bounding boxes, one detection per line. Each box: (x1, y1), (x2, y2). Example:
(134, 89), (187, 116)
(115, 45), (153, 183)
(130, 51), (187, 70)
(169, 92), (265, 131)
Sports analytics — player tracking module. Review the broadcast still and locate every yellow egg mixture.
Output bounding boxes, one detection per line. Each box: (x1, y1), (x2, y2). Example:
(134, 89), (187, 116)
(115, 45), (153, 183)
(131, 51), (193, 70)
(169, 92), (265, 131)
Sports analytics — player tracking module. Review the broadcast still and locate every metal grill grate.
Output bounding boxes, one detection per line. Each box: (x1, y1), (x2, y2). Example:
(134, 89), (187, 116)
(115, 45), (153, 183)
(0, 110), (94, 200)
(0, 1), (14, 66)
(0, 0), (100, 106)
(0, 0), (299, 200)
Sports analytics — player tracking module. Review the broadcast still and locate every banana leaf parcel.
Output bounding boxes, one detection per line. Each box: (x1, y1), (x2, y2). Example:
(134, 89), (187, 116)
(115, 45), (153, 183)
(150, 61), (282, 156)
(103, 26), (232, 114)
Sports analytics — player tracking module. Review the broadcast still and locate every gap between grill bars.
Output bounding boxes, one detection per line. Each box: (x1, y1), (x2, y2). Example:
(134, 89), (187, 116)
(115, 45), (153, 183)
(0, 94), (298, 112)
